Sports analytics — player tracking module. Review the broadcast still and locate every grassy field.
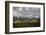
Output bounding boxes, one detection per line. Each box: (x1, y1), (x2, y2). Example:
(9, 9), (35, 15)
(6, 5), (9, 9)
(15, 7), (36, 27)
(13, 19), (40, 28)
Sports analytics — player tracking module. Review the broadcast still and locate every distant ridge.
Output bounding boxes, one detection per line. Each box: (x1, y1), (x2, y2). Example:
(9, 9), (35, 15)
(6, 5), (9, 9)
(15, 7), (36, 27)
(13, 16), (40, 20)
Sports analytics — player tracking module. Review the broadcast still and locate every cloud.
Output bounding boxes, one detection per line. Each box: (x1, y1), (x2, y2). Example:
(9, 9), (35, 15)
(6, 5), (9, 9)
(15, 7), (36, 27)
(13, 7), (40, 18)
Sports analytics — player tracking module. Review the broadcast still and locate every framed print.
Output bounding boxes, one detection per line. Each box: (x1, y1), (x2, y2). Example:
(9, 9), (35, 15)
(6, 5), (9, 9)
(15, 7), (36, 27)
(5, 1), (45, 34)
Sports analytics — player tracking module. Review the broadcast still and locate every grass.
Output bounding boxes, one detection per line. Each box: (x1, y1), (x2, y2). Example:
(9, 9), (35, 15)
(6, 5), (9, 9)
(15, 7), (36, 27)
(13, 19), (40, 28)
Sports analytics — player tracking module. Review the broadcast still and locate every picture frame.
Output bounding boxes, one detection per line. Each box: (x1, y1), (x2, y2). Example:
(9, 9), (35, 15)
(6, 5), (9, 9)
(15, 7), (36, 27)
(5, 1), (45, 34)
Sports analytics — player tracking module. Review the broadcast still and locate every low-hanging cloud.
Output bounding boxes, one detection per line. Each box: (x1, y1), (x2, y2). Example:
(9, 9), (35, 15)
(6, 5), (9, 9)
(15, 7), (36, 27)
(13, 7), (40, 18)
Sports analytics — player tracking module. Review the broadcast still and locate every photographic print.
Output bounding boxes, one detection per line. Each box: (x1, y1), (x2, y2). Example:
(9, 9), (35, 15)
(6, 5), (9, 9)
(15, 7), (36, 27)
(5, 1), (45, 34)
(13, 7), (40, 28)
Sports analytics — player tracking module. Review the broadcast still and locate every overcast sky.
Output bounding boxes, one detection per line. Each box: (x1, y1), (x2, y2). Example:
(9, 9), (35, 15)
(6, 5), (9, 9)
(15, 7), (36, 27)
(13, 7), (40, 18)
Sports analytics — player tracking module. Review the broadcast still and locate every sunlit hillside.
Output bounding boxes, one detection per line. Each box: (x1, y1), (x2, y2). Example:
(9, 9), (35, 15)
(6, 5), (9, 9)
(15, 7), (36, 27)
(13, 17), (40, 28)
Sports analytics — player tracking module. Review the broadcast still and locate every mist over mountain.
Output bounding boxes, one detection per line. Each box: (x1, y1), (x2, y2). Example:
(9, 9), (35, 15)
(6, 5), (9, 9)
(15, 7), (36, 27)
(13, 7), (40, 19)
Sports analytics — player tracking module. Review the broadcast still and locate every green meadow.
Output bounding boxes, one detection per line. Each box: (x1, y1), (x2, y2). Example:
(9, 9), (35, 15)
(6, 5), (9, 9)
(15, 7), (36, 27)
(13, 18), (40, 28)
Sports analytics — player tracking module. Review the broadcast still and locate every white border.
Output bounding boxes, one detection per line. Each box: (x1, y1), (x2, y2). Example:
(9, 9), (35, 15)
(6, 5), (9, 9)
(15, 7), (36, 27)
(9, 3), (43, 32)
